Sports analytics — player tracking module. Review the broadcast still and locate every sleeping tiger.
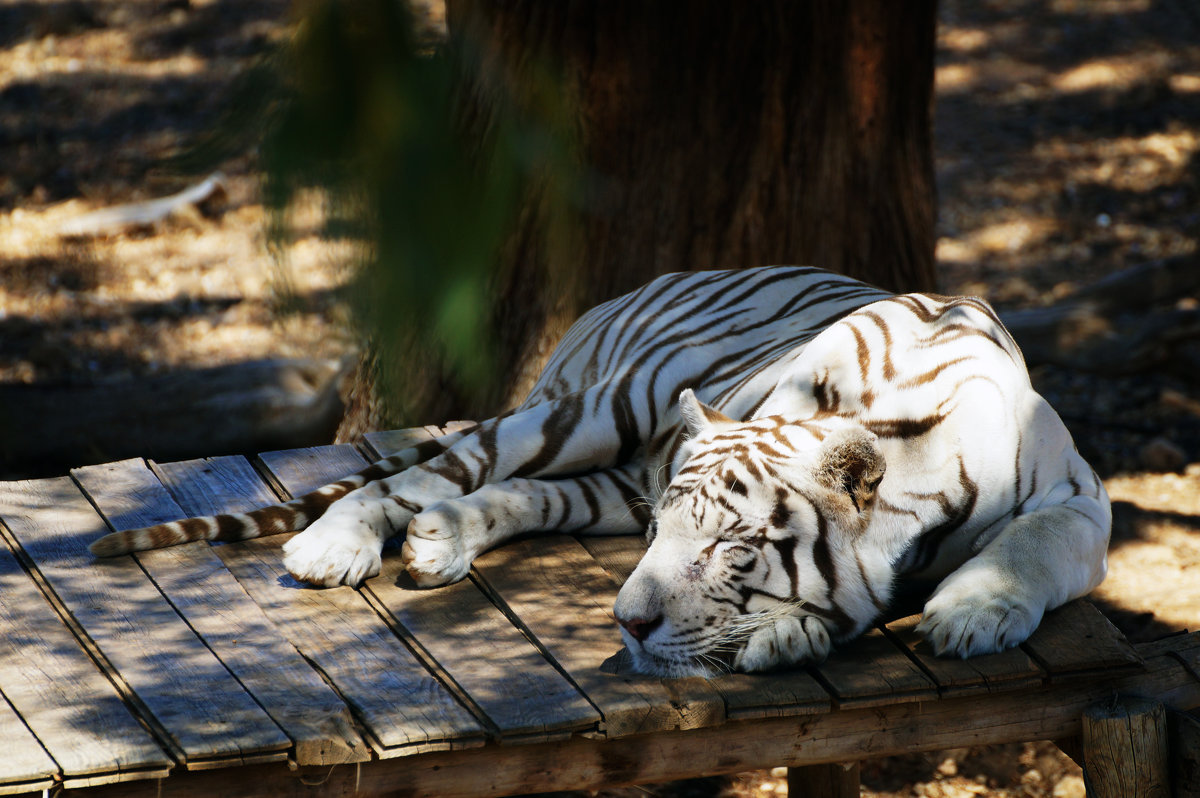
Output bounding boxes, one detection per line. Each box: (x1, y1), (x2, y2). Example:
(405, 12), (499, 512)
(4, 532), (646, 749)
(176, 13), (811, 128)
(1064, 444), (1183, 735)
(91, 267), (1110, 676)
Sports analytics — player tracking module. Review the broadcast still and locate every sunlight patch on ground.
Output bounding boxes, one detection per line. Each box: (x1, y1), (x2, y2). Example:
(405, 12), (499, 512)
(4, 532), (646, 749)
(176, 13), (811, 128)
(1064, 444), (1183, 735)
(0, 31), (209, 91)
(1098, 469), (1200, 634)
(1034, 128), (1199, 192)
(1049, 0), (1151, 13)
(935, 63), (978, 94)
(939, 27), (991, 55)
(1171, 74), (1200, 94)
(1052, 53), (1172, 94)
(936, 216), (1061, 265)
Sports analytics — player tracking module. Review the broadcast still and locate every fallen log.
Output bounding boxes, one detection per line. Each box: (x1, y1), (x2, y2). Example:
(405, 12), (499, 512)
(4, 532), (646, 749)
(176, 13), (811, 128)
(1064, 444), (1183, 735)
(999, 255), (1200, 375)
(0, 358), (350, 479)
(57, 173), (228, 237)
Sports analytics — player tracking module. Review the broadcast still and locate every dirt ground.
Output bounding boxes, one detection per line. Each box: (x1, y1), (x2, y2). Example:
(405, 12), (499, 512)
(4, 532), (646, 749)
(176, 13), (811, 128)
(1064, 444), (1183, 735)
(1, 1), (1198, 796)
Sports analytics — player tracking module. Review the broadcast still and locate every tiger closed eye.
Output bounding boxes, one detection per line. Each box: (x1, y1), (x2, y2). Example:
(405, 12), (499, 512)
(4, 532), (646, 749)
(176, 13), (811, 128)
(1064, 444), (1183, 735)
(720, 543), (757, 568)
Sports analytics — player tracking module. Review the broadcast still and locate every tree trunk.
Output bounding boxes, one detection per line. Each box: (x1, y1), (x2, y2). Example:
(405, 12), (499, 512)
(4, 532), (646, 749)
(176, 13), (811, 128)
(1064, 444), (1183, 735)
(339, 0), (938, 436)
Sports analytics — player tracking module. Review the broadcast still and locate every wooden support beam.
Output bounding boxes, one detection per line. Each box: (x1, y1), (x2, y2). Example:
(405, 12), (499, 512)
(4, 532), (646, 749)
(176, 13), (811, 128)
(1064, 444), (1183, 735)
(73, 635), (1200, 798)
(788, 762), (859, 798)
(1169, 709), (1200, 798)
(1082, 697), (1169, 798)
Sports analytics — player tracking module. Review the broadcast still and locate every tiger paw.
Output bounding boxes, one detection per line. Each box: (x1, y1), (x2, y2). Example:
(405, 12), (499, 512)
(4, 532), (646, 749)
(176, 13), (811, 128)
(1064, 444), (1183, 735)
(734, 614), (830, 672)
(281, 525), (383, 588)
(401, 511), (471, 587)
(916, 589), (1042, 658)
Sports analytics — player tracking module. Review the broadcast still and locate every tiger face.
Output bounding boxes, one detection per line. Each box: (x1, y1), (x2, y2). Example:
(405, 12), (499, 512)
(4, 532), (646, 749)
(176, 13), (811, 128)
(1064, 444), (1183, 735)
(613, 390), (888, 676)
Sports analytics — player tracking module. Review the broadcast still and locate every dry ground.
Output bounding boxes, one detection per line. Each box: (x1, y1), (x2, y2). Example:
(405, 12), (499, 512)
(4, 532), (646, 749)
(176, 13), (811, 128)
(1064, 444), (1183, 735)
(1, 0), (1198, 796)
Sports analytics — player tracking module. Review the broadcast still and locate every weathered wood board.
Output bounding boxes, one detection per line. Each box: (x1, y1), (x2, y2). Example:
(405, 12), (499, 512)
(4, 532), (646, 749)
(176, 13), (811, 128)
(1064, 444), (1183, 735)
(0, 539), (171, 788)
(471, 534), (727, 737)
(577, 535), (648, 585)
(363, 559), (600, 742)
(71, 633), (1200, 798)
(0, 476), (288, 770)
(0, 693), (57, 796)
(1022, 599), (1143, 680)
(77, 458), (371, 766)
(164, 450), (485, 758)
(257, 444), (368, 497)
(883, 614), (1045, 696)
(361, 421), (476, 462)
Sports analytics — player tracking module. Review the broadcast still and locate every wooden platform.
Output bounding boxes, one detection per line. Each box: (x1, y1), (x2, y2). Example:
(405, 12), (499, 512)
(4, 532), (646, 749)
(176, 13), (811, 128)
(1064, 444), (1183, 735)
(0, 426), (1196, 797)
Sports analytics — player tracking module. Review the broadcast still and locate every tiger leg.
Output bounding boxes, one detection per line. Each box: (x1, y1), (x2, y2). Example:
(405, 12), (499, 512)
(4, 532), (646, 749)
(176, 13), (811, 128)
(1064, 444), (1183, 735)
(283, 386), (643, 587)
(915, 495), (1110, 658)
(402, 462), (647, 586)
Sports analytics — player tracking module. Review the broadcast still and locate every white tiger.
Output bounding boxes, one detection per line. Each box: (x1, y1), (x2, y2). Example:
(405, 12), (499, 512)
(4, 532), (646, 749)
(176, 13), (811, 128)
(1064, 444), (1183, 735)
(91, 267), (1110, 675)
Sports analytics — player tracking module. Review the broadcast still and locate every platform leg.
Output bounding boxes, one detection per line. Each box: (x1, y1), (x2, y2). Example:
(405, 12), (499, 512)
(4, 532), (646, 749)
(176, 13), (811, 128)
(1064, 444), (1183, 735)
(1081, 696), (1169, 798)
(787, 761), (859, 798)
(1168, 709), (1200, 797)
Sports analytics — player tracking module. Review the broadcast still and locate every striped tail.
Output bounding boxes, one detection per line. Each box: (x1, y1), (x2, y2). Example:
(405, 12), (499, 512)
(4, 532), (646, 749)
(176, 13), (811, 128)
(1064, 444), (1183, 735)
(90, 424), (478, 557)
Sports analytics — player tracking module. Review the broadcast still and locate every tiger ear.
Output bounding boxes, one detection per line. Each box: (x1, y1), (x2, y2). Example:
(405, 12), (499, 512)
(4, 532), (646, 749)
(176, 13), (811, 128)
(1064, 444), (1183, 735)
(818, 427), (886, 514)
(678, 388), (735, 438)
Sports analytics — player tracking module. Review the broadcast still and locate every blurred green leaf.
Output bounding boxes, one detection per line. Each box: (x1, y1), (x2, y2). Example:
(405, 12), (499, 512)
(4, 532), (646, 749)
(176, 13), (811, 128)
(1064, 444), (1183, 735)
(256, 0), (577, 422)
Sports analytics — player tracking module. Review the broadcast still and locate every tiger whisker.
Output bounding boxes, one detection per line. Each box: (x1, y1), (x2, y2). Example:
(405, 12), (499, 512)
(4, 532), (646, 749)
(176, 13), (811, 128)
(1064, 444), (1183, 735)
(711, 600), (810, 651)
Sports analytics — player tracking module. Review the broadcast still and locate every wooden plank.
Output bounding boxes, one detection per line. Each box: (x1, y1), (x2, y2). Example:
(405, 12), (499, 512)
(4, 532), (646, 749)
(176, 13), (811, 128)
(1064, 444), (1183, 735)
(709, 670), (832, 721)
(578, 533), (830, 720)
(0, 477), (287, 770)
(257, 444), (368, 496)
(245, 445), (486, 757)
(360, 422), (476, 461)
(809, 627), (938, 709)
(78, 458), (371, 766)
(0, 534), (171, 786)
(214, 537), (484, 756)
(0, 689), (59, 794)
(361, 426), (441, 459)
(266, 436), (600, 742)
(1022, 599), (1143, 680)
(77, 632), (1200, 798)
(882, 613), (1045, 696)
(364, 559), (600, 742)
(470, 534), (726, 738)
(151, 455), (277, 518)
(577, 535), (647, 585)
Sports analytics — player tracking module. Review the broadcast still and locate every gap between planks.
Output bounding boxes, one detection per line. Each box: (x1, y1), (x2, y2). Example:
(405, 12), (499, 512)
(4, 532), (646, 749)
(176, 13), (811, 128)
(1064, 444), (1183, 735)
(83, 457), (372, 767)
(251, 443), (594, 750)
(0, 496), (184, 777)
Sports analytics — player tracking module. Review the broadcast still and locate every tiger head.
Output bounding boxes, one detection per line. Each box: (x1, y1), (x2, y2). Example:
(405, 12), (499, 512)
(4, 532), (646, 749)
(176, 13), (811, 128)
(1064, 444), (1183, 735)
(614, 389), (888, 677)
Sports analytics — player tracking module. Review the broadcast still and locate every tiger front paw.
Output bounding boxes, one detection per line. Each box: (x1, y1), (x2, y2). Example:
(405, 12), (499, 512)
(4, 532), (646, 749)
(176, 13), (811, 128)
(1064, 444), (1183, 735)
(401, 511), (471, 587)
(734, 614), (831, 672)
(281, 524), (383, 588)
(916, 588), (1042, 658)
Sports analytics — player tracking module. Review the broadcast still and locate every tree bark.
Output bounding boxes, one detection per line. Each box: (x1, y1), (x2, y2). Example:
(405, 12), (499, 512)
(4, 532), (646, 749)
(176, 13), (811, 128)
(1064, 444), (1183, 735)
(461, 0), (938, 407)
(340, 0), (938, 434)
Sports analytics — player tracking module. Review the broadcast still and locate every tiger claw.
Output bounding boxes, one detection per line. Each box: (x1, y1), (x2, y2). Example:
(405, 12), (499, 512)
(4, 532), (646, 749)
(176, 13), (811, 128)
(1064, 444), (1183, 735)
(917, 593), (1040, 658)
(734, 614), (830, 672)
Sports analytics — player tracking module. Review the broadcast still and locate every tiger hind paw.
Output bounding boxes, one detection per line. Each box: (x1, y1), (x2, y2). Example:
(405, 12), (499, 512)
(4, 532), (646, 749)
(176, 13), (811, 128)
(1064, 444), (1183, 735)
(401, 512), (471, 587)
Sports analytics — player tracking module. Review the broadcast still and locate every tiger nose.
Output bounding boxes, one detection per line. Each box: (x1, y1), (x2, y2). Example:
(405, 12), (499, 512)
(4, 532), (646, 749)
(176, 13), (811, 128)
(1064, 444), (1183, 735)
(618, 614), (663, 643)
